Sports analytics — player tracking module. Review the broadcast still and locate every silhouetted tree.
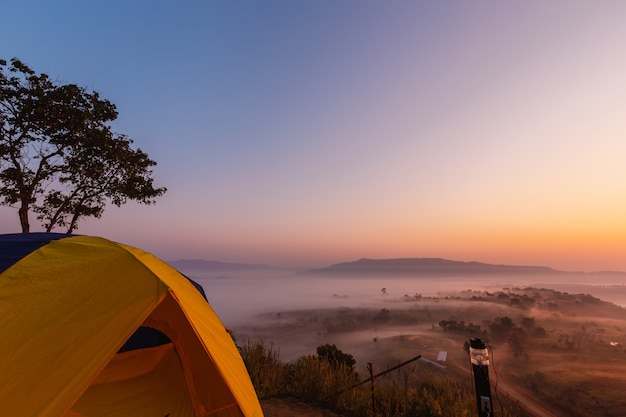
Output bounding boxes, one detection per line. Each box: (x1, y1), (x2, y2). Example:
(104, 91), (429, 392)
(316, 343), (356, 370)
(509, 327), (527, 357)
(440, 319), (485, 336)
(0, 58), (166, 232)
(489, 316), (515, 341)
(374, 308), (391, 323)
(520, 317), (536, 330)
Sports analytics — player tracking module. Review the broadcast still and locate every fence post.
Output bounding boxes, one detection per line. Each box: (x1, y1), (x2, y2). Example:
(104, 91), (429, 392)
(469, 338), (493, 417)
(367, 362), (375, 413)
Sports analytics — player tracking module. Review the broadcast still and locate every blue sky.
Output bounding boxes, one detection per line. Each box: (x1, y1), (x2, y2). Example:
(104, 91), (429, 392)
(2, 1), (626, 270)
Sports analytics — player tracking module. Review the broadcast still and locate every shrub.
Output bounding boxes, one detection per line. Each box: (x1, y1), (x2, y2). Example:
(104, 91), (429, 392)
(285, 355), (360, 406)
(238, 339), (285, 398)
(316, 343), (356, 370)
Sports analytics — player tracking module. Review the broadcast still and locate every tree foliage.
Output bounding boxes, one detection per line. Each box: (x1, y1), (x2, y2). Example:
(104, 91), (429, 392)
(488, 316), (515, 341)
(439, 319), (485, 337)
(316, 343), (356, 370)
(0, 58), (166, 233)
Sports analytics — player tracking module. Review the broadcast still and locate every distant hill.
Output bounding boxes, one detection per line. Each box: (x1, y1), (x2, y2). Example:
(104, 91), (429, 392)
(305, 257), (563, 275)
(168, 259), (276, 271)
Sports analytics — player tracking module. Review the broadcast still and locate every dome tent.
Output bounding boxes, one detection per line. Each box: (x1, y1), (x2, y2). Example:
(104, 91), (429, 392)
(0, 233), (263, 417)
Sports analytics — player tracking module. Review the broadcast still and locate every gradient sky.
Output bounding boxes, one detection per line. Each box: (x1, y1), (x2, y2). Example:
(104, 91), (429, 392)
(2, 1), (626, 271)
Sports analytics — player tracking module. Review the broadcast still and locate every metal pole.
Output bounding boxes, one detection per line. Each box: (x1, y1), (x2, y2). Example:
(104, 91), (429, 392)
(367, 362), (375, 413)
(469, 338), (493, 417)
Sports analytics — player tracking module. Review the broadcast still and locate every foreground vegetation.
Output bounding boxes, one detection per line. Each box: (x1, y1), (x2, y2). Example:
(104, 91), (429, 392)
(235, 287), (626, 417)
(238, 339), (525, 417)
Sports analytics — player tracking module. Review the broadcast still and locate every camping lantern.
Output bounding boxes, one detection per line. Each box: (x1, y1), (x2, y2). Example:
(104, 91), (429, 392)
(469, 338), (493, 417)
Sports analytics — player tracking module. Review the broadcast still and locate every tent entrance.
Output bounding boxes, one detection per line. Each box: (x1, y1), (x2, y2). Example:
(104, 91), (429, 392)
(66, 342), (196, 417)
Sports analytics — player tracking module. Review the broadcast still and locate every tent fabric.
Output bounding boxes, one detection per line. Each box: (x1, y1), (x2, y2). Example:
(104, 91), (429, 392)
(0, 234), (264, 417)
(0, 232), (68, 273)
(67, 343), (196, 417)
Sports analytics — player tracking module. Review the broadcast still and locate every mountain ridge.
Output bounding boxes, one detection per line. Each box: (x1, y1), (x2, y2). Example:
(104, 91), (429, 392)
(169, 257), (626, 275)
(305, 257), (565, 275)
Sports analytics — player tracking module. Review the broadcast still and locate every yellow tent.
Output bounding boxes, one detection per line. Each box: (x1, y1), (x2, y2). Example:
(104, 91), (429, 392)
(0, 233), (264, 417)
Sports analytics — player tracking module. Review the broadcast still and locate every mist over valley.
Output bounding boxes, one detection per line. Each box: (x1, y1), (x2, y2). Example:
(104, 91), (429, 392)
(174, 257), (626, 330)
(174, 257), (626, 416)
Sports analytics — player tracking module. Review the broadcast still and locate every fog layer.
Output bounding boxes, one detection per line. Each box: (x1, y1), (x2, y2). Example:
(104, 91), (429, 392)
(185, 268), (626, 327)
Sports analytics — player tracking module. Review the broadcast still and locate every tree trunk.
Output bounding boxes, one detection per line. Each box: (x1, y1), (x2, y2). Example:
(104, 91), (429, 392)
(67, 212), (80, 234)
(18, 201), (29, 233)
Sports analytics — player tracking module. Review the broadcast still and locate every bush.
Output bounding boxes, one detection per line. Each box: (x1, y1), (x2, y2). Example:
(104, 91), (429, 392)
(316, 343), (356, 370)
(238, 339), (285, 398)
(285, 355), (360, 405)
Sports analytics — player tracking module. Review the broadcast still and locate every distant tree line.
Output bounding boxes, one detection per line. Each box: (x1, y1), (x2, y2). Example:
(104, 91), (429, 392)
(440, 315), (547, 357)
(439, 319), (486, 337)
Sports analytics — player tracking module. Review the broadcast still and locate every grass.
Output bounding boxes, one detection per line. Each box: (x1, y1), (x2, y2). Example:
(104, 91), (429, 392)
(239, 338), (524, 417)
